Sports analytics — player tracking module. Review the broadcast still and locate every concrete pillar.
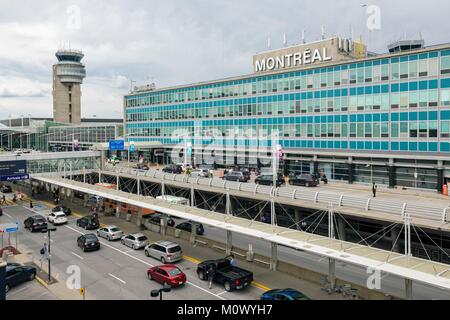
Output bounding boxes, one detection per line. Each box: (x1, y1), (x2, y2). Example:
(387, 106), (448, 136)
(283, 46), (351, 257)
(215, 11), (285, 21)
(136, 208), (143, 227)
(270, 242), (278, 271)
(338, 216), (346, 241)
(160, 215), (167, 237)
(328, 258), (336, 289)
(137, 179), (140, 196)
(190, 187), (195, 207)
(348, 157), (354, 184)
(226, 230), (232, 255)
(405, 279), (413, 300)
(294, 209), (301, 230)
(391, 227), (401, 253)
(388, 158), (396, 189)
(116, 175), (120, 191)
(83, 194), (88, 207)
(190, 222), (198, 245)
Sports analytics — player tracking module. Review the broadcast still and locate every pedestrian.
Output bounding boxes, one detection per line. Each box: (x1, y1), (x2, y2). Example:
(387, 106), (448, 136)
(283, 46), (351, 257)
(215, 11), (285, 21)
(207, 265), (215, 289)
(1, 195), (5, 205)
(372, 183), (377, 198)
(229, 255), (237, 267)
(31, 188), (35, 197)
(30, 200), (33, 209)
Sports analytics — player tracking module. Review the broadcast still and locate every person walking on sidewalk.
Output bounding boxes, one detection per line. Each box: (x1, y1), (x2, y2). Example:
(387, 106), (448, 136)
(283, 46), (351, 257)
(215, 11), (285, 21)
(1, 195), (5, 205)
(372, 183), (378, 198)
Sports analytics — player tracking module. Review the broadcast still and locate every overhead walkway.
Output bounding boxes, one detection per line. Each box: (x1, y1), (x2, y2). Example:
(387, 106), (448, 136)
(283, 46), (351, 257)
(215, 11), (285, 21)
(97, 166), (450, 232)
(31, 175), (450, 297)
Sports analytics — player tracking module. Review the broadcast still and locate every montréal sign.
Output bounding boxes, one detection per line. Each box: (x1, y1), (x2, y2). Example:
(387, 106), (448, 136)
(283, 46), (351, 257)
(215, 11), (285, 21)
(254, 47), (332, 73)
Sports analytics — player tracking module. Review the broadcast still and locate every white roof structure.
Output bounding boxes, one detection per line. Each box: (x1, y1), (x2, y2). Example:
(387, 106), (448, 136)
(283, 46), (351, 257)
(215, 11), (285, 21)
(33, 176), (450, 291)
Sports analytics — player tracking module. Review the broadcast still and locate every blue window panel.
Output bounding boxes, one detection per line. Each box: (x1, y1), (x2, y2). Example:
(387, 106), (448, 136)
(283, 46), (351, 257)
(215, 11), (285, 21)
(365, 114), (372, 122)
(400, 56), (409, 62)
(409, 82), (418, 91)
(321, 91), (327, 98)
(341, 65), (348, 70)
(391, 83), (399, 92)
(419, 143), (428, 152)
(334, 89), (341, 97)
(365, 142), (372, 150)
(429, 111), (438, 121)
(357, 63), (364, 68)
(301, 141), (307, 148)
(314, 141), (321, 148)
(409, 112), (418, 121)
(357, 114), (364, 122)
(307, 141), (313, 148)
(350, 114), (357, 122)
(308, 116), (313, 123)
(373, 86), (381, 94)
(327, 90), (334, 97)
(350, 88), (357, 96)
(381, 85), (389, 93)
(373, 60), (380, 66)
(409, 55), (418, 61)
(327, 115), (333, 122)
(400, 142), (409, 151)
(441, 111), (450, 120)
(400, 112), (409, 121)
(400, 82), (409, 92)
(327, 141), (333, 149)
(364, 61), (373, 67)
(357, 141), (364, 150)
(442, 50), (450, 57)
(409, 142), (418, 151)
(334, 141), (341, 149)
(441, 78), (450, 88)
(314, 91), (321, 99)
(334, 115), (340, 122)
(419, 80), (428, 90)
(350, 64), (357, 69)
(373, 141), (380, 150)
(341, 141), (348, 149)
(388, 112), (396, 120)
(391, 57), (399, 63)
(365, 86), (373, 94)
(296, 117), (301, 124)
(391, 142), (399, 150)
(419, 53), (428, 60)
(341, 89), (348, 96)
(315, 116), (321, 123)
(381, 142), (389, 150)
(429, 80), (438, 89)
(350, 141), (357, 149)
(419, 112), (427, 121)
(357, 87), (364, 95)
(342, 115), (348, 122)
(320, 141), (326, 148)
(373, 113), (381, 121)
(429, 142), (438, 152)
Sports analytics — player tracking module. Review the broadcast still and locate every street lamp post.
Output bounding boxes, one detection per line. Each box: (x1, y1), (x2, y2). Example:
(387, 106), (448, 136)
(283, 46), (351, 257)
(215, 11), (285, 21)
(150, 283), (171, 300)
(41, 226), (57, 283)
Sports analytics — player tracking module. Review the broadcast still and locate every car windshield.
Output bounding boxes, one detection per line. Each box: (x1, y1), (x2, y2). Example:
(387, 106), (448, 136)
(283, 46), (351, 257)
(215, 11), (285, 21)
(167, 246), (181, 253)
(35, 217), (45, 222)
(168, 268), (182, 276)
(137, 236), (147, 241)
(85, 235), (97, 242)
(110, 227), (121, 232)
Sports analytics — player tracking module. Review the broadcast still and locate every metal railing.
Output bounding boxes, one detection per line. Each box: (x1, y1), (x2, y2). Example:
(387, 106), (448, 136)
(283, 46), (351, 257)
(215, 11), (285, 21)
(99, 166), (449, 224)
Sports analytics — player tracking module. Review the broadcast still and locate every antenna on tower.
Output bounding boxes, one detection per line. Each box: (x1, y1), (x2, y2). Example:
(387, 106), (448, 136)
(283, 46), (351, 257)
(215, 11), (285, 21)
(267, 36), (271, 49)
(301, 29), (306, 44)
(283, 33), (287, 47)
(321, 25), (325, 40)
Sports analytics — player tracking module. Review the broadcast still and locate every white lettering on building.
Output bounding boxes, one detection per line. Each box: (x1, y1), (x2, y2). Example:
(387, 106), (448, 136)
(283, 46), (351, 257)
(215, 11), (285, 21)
(255, 47), (333, 72)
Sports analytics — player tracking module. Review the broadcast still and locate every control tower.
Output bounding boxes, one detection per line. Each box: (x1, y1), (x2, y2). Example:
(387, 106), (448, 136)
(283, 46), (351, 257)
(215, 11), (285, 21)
(52, 49), (86, 125)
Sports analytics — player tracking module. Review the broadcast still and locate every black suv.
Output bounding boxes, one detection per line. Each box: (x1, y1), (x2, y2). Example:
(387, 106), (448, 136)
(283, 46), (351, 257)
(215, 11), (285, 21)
(255, 175), (284, 187)
(176, 222), (205, 235)
(289, 174), (319, 187)
(77, 234), (100, 252)
(143, 213), (176, 227)
(52, 206), (72, 215)
(162, 165), (183, 174)
(24, 216), (48, 232)
(76, 216), (100, 230)
(223, 171), (249, 182)
(1, 185), (13, 193)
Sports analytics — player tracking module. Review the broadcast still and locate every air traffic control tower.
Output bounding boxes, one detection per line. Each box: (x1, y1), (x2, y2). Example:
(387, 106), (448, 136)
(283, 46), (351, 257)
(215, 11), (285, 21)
(52, 49), (86, 125)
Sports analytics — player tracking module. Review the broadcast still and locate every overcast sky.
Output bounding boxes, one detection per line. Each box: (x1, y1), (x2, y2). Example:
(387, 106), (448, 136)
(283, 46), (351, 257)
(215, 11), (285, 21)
(1, 0), (449, 119)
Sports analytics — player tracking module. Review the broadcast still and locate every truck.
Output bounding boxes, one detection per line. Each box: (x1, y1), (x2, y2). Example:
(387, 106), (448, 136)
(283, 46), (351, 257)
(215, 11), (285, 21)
(196, 258), (254, 292)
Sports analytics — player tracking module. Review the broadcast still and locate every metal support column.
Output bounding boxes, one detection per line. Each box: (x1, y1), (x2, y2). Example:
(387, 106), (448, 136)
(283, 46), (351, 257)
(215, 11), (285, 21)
(161, 182), (165, 197)
(388, 158), (396, 189)
(116, 175), (119, 191)
(338, 216), (346, 241)
(437, 160), (444, 193)
(190, 187), (195, 207)
(391, 227), (401, 253)
(270, 242), (278, 271)
(328, 258), (336, 289)
(294, 209), (301, 230)
(98, 170), (102, 184)
(270, 200), (276, 226)
(83, 167), (86, 184)
(137, 179), (140, 196)
(161, 215), (167, 237)
(348, 157), (354, 185)
(405, 279), (413, 300)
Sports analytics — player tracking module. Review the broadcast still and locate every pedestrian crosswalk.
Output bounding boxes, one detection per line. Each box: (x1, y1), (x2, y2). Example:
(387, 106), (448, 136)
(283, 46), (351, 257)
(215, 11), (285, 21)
(0, 195), (32, 207)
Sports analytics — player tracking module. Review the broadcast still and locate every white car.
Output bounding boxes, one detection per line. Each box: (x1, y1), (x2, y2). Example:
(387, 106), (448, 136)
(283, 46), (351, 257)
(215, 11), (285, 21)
(47, 212), (68, 225)
(97, 226), (124, 241)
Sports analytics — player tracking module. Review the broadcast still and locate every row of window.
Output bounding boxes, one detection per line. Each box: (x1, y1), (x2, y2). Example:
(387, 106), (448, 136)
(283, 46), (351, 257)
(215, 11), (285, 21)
(125, 52), (450, 108)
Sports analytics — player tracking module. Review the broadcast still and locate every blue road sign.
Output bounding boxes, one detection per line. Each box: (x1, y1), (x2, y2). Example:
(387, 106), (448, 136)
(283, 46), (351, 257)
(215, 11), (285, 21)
(0, 174), (29, 182)
(0, 160), (27, 181)
(109, 140), (125, 151)
(129, 142), (135, 153)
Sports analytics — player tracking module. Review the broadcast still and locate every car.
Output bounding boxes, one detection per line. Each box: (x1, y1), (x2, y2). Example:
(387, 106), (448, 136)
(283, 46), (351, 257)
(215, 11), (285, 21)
(260, 288), (311, 300)
(0, 185), (13, 193)
(162, 165), (183, 174)
(97, 226), (124, 241)
(289, 174), (319, 187)
(190, 169), (209, 178)
(197, 258), (254, 292)
(144, 214), (175, 227)
(87, 195), (103, 205)
(144, 240), (183, 264)
(255, 175), (284, 187)
(108, 156), (120, 165)
(52, 206), (72, 215)
(47, 212), (68, 226)
(121, 233), (149, 250)
(147, 265), (186, 288)
(223, 171), (249, 182)
(24, 215), (48, 232)
(77, 234), (100, 252)
(5, 264), (37, 293)
(76, 216), (100, 230)
(175, 221), (205, 235)
(136, 163), (149, 170)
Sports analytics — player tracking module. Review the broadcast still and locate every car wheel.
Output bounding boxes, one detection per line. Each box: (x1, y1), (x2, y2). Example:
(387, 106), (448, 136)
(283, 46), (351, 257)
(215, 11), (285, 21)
(121, 239), (125, 245)
(5, 284), (9, 293)
(145, 250), (150, 257)
(305, 182), (310, 187)
(147, 273), (152, 280)
(198, 271), (205, 280)
(133, 245), (138, 250)
(161, 257), (166, 264)
(84, 225), (88, 230)
(29, 272), (36, 281)
(224, 282), (232, 292)
(108, 235), (112, 241)
(83, 246), (87, 252)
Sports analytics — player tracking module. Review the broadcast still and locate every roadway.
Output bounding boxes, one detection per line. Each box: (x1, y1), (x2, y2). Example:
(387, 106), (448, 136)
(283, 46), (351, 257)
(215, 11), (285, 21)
(0, 204), (263, 300)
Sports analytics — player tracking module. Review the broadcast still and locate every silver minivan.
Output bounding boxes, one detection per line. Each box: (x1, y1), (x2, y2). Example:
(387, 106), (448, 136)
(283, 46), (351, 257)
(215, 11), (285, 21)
(121, 233), (149, 250)
(144, 240), (183, 264)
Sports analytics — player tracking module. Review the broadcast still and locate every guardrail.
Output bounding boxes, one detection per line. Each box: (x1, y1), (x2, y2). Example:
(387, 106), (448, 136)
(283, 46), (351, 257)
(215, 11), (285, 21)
(99, 166), (450, 224)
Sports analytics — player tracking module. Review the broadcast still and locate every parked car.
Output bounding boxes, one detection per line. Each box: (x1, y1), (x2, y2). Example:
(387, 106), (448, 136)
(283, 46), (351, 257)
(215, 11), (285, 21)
(5, 264), (37, 293)
(0, 185), (12, 193)
(76, 216), (100, 230)
(87, 195), (103, 206)
(144, 214), (175, 227)
(24, 215), (48, 232)
(260, 288), (311, 300)
(255, 175), (284, 187)
(176, 221), (204, 235)
(162, 165), (183, 174)
(52, 206), (72, 215)
(147, 265), (186, 288)
(136, 163), (149, 170)
(190, 169), (209, 178)
(144, 240), (183, 264)
(121, 233), (149, 250)
(47, 211), (68, 226)
(97, 226), (124, 241)
(197, 258), (254, 292)
(77, 234), (100, 252)
(289, 174), (319, 187)
(223, 171), (249, 182)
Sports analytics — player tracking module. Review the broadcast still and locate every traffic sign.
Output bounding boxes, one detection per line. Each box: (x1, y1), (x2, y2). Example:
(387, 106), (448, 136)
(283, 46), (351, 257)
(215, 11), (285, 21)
(79, 288), (85, 295)
(129, 141), (135, 153)
(109, 140), (125, 151)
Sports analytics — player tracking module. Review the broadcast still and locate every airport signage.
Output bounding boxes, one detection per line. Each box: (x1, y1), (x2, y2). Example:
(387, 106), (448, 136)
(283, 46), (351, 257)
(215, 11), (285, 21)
(255, 47), (332, 73)
(109, 140), (125, 151)
(0, 160), (28, 181)
(0, 174), (29, 182)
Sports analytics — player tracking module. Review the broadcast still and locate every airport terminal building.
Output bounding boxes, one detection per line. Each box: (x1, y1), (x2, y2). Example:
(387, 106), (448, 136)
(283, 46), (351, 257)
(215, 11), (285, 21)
(124, 37), (450, 192)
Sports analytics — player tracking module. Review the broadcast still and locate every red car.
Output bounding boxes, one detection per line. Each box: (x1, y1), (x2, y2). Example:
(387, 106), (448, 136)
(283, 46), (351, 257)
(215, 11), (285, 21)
(147, 265), (186, 288)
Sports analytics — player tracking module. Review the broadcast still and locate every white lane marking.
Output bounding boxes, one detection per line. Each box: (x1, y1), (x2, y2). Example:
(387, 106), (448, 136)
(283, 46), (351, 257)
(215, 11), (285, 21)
(32, 291), (49, 300)
(63, 224), (227, 300)
(71, 251), (84, 260)
(109, 273), (127, 285)
(4, 213), (12, 219)
(217, 291), (227, 296)
(6, 285), (30, 297)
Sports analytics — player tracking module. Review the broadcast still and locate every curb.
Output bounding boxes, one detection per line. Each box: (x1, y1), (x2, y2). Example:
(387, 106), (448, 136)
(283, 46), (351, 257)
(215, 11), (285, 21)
(35, 275), (49, 288)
